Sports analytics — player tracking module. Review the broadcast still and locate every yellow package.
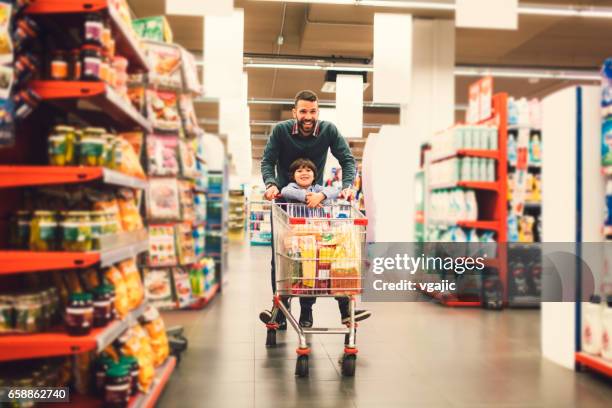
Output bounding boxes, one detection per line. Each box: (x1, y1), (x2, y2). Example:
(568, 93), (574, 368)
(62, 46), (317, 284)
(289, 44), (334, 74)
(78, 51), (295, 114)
(299, 236), (317, 288)
(120, 328), (154, 393)
(117, 189), (144, 232)
(105, 266), (130, 318)
(118, 259), (144, 310)
(142, 306), (170, 366)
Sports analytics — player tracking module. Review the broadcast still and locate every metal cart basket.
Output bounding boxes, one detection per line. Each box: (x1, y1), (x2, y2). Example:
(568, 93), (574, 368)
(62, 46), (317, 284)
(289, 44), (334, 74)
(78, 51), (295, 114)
(264, 200), (368, 377)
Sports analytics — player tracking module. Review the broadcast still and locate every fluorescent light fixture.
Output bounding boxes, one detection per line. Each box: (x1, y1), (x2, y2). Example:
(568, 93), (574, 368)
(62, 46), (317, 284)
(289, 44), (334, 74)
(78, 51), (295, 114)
(250, 0), (612, 19)
(244, 62), (323, 70)
(454, 66), (600, 81)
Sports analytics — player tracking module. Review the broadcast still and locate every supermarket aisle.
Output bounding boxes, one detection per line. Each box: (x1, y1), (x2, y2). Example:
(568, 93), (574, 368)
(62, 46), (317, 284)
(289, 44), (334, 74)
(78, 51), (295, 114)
(158, 243), (612, 408)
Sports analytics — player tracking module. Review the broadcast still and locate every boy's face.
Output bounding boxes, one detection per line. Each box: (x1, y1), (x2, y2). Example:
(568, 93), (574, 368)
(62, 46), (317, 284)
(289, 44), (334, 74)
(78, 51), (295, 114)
(294, 166), (314, 188)
(292, 100), (319, 136)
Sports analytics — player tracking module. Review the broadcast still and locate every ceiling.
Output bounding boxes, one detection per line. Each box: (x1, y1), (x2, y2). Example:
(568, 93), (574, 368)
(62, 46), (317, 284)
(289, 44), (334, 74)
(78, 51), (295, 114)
(128, 0), (612, 160)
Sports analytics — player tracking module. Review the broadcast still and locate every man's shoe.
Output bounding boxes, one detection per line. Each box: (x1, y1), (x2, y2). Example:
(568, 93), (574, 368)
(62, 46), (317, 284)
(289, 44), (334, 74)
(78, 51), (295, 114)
(341, 309), (372, 324)
(299, 309), (313, 328)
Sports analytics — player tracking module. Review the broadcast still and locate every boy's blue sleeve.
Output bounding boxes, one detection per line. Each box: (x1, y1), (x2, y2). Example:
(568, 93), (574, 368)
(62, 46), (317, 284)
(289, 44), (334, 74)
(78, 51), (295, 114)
(280, 183), (307, 202)
(313, 184), (340, 200)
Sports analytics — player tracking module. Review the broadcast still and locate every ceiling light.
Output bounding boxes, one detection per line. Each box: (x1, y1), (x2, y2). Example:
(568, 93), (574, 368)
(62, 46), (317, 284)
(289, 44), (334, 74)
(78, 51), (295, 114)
(453, 66), (600, 81)
(251, 0), (612, 19)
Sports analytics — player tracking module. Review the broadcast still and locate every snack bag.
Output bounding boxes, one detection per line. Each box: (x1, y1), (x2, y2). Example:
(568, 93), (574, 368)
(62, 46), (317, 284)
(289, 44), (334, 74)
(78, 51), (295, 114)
(94, 198), (123, 233)
(120, 328), (154, 393)
(117, 189), (144, 232)
(118, 259), (144, 310)
(105, 266), (130, 317)
(142, 306), (170, 366)
(299, 235), (317, 290)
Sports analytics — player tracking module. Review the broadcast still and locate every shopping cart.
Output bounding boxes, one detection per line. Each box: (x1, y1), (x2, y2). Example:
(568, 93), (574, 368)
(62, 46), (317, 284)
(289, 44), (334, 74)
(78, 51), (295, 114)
(264, 200), (368, 377)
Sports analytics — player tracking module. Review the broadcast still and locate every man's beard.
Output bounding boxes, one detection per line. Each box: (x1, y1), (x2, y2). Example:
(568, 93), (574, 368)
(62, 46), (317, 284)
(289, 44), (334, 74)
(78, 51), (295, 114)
(298, 119), (316, 135)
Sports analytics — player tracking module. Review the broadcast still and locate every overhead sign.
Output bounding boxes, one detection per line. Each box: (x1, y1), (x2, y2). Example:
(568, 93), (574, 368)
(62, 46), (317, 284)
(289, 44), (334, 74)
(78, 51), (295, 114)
(456, 0), (518, 30)
(466, 76), (494, 124)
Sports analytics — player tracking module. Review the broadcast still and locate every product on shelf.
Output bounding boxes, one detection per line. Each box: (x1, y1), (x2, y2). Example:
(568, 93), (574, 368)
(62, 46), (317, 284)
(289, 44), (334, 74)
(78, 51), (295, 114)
(148, 224), (177, 266)
(146, 134), (179, 176)
(179, 45), (201, 94)
(147, 177), (181, 220)
(179, 94), (199, 136)
(65, 292), (94, 336)
(428, 188), (478, 225)
(117, 188), (144, 232)
(171, 267), (192, 308)
(133, 16), (173, 43)
(0, 288), (61, 334)
(193, 224), (205, 257)
(429, 124), (498, 159)
(143, 268), (174, 309)
(105, 265), (130, 318)
(143, 41), (182, 89)
(147, 89), (180, 132)
(175, 222), (196, 265)
(178, 180), (195, 221)
(118, 259), (144, 310)
(179, 138), (198, 178)
(116, 326), (156, 393)
(141, 305), (170, 366)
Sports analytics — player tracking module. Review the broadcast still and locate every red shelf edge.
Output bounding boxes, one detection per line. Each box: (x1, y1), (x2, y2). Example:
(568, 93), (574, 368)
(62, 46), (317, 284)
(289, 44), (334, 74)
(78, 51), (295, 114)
(576, 352), (612, 377)
(457, 181), (500, 191)
(189, 282), (220, 310)
(0, 251), (100, 274)
(431, 149), (499, 164)
(0, 165), (103, 188)
(456, 220), (500, 230)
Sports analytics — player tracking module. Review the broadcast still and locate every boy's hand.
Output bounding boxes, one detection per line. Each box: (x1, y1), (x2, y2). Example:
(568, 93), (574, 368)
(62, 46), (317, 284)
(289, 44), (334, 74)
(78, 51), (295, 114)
(306, 192), (325, 208)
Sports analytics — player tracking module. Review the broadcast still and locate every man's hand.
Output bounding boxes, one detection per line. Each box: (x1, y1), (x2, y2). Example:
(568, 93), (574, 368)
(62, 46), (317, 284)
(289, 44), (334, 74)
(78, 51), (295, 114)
(340, 188), (355, 201)
(306, 192), (326, 208)
(264, 185), (279, 201)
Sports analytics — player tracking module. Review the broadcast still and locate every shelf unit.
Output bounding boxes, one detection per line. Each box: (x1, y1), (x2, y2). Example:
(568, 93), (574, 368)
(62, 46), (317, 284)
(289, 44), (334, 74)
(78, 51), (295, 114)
(0, 302), (146, 362)
(249, 200), (272, 246)
(228, 190), (246, 242)
(206, 168), (228, 286)
(0, 166), (147, 189)
(575, 352), (612, 377)
(423, 92), (509, 307)
(30, 81), (152, 133)
(188, 282), (220, 310)
(25, 0), (149, 73)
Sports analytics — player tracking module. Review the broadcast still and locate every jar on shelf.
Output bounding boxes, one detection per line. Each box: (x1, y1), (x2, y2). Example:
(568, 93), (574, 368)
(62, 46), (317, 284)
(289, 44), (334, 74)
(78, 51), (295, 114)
(29, 210), (58, 251)
(48, 125), (76, 166)
(103, 211), (120, 235)
(80, 127), (105, 166)
(93, 284), (114, 328)
(118, 355), (139, 396)
(9, 210), (31, 249)
(81, 44), (102, 81)
(104, 364), (131, 408)
(50, 50), (68, 80)
(91, 210), (105, 249)
(102, 26), (112, 53)
(65, 292), (93, 336)
(61, 211), (93, 252)
(84, 13), (104, 46)
(0, 297), (13, 332)
(14, 293), (43, 333)
(99, 52), (109, 83)
(95, 356), (114, 396)
(70, 48), (82, 80)
(39, 288), (54, 330)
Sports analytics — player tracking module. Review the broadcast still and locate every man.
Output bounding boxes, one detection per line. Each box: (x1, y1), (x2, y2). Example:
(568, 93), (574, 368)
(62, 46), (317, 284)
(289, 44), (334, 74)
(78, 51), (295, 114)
(259, 89), (371, 329)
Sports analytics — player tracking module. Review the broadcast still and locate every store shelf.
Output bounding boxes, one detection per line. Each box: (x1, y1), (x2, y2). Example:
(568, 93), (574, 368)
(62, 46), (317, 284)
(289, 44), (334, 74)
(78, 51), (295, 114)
(189, 282), (220, 310)
(0, 166), (147, 189)
(0, 229), (148, 274)
(130, 357), (177, 408)
(30, 81), (152, 132)
(575, 352), (612, 377)
(25, 0), (149, 73)
(0, 302), (146, 362)
(430, 181), (498, 191)
(431, 149), (499, 163)
(456, 220), (500, 231)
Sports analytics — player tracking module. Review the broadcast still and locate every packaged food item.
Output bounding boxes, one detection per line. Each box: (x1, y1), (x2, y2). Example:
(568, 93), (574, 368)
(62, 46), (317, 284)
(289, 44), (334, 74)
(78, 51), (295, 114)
(119, 355), (139, 396)
(148, 224), (177, 266)
(9, 210), (30, 249)
(105, 363), (130, 408)
(133, 16), (173, 43)
(117, 189), (143, 232)
(172, 267), (192, 308)
(146, 134), (179, 176)
(65, 292), (94, 336)
(147, 89), (180, 131)
(105, 266), (130, 318)
(93, 284), (114, 328)
(81, 43), (103, 80)
(143, 40), (181, 87)
(79, 268), (100, 292)
(60, 211), (93, 251)
(178, 138), (198, 178)
(0, 298), (13, 332)
(175, 223), (196, 265)
(120, 327), (155, 392)
(50, 50), (68, 80)
(128, 86), (146, 113)
(117, 137), (145, 178)
(80, 127), (106, 166)
(143, 268), (174, 309)
(13, 293), (41, 333)
(118, 259), (144, 310)
(90, 210), (105, 250)
(70, 48), (81, 80)
(29, 210), (58, 251)
(94, 196), (123, 233)
(147, 178), (181, 220)
(142, 306), (169, 366)
(84, 13), (104, 45)
(95, 355), (115, 396)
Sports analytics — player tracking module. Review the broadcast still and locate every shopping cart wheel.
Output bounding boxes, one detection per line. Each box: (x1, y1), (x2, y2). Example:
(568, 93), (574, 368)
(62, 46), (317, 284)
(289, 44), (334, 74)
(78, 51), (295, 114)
(341, 354), (356, 377)
(265, 329), (277, 347)
(295, 355), (309, 377)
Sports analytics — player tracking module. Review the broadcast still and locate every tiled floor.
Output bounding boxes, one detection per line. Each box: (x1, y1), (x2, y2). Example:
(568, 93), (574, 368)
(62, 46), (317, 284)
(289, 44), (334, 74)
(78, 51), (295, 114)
(158, 242), (612, 407)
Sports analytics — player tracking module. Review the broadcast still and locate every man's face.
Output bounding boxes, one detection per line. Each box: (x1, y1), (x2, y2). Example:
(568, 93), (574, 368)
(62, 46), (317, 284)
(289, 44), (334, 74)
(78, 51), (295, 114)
(292, 100), (319, 136)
